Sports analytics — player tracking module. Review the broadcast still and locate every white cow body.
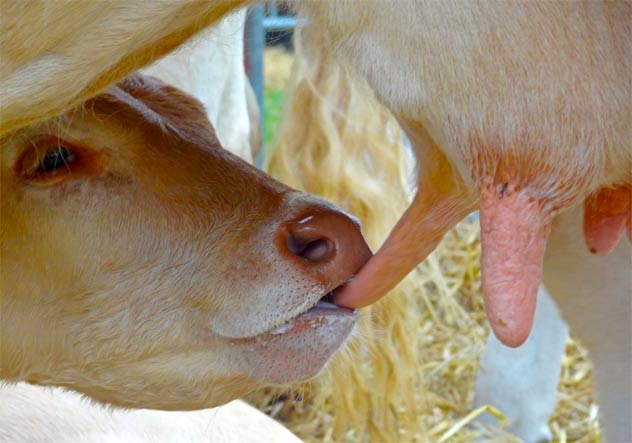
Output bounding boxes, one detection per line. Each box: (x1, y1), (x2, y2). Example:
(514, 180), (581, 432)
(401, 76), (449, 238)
(142, 10), (257, 163)
(0, 383), (300, 443)
(304, 1), (630, 337)
(299, 3), (630, 440)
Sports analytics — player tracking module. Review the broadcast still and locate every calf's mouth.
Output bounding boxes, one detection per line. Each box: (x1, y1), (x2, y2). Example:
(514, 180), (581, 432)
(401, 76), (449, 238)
(266, 287), (357, 337)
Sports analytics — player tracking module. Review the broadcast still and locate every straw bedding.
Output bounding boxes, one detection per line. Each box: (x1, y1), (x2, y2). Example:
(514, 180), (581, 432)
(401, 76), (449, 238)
(247, 46), (601, 443)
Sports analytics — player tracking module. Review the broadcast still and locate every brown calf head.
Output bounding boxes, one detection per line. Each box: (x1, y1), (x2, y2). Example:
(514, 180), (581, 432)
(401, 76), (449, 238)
(0, 75), (371, 409)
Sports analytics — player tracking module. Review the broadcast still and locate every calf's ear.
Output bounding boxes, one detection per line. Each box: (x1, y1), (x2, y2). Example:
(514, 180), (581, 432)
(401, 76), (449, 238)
(107, 74), (219, 144)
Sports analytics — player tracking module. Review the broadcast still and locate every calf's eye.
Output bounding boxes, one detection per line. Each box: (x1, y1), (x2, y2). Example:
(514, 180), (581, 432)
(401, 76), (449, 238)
(15, 136), (98, 185)
(38, 147), (76, 172)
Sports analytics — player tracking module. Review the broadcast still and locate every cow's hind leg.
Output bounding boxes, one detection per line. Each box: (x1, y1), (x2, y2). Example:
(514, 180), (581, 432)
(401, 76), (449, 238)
(544, 206), (632, 443)
(473, 285), (568, 443)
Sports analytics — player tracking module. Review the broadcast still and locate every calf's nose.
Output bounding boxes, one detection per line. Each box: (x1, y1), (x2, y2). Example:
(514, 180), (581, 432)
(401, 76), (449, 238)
(277, 206), (372, 285)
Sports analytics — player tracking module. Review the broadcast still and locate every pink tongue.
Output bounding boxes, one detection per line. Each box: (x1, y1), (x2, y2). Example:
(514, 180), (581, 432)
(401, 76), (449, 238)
(583, 185), (631, 255)
(479, 187), (551, 348)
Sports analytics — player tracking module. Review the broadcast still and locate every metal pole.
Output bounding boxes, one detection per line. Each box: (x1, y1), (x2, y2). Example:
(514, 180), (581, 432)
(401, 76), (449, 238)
(245, 4), (265, 167)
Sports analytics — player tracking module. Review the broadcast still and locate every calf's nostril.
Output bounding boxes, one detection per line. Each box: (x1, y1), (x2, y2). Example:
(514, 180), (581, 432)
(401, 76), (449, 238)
(301, 238), (334, 262)
(287, 235), (334, 263)
(278, 207), (371, 277)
